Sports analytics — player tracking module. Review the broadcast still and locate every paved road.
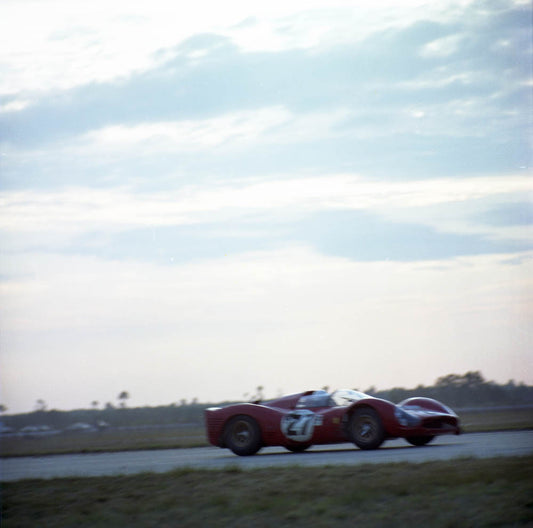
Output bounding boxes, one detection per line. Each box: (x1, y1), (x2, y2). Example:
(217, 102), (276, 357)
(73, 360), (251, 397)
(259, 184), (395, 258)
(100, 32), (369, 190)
(1, 431), (532, 482)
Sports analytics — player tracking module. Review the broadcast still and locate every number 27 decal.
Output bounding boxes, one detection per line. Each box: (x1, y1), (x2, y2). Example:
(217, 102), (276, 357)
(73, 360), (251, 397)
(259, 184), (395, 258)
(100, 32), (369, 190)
(281, 410), (322, 442)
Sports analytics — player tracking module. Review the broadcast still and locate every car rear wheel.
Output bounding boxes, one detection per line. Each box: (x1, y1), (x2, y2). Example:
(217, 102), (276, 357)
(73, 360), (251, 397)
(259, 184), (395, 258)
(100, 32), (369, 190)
(406, 435), (434, 446)
(349, 408), (385, 450)
(224, 415), (262, 456)
(285, 444), (311, 453)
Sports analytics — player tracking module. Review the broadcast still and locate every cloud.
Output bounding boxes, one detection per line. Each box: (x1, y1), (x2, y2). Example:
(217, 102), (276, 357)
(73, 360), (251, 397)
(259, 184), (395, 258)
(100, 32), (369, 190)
(2, 74), (528, 189)
(1, 0), (485, 96)
(1, 0), (528, 193)
(0, 0), (237, 94)
(84, 106), (294, 152)
(420, 34), (464, 58)
(1, 174), (530, 256)
(0, 98), (31, 113)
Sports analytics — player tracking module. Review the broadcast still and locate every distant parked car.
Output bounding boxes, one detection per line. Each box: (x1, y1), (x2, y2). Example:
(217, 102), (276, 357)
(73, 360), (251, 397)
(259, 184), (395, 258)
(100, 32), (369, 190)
(19, 425), (59, 437)
(0, 424), (15, 435)
(205, 388), (460, 456)
(65, 422), (96, 432)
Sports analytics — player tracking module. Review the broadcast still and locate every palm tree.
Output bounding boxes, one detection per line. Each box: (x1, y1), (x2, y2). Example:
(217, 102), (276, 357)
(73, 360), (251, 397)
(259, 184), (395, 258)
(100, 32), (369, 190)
(35, 399), (47, 412)
(118, 391), (130, 408)
(254, 386), (264, 401)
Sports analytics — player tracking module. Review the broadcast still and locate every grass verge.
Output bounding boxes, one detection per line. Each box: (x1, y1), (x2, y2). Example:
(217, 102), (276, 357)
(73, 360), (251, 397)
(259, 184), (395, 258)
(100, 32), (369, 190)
(459, 408), (533, 432)
(0, 427), (207, 457)
(2, 456), (533, 527)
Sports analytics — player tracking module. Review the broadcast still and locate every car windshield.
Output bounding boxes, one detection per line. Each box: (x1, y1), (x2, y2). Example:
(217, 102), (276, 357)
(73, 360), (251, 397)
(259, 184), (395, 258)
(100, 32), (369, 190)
(295, 390), (331, 408)
(330, 389), (369, 407)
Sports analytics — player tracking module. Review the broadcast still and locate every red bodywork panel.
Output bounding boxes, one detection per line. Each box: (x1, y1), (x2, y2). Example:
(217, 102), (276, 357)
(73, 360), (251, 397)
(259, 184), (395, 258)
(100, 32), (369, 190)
(205, 390), (460, 452)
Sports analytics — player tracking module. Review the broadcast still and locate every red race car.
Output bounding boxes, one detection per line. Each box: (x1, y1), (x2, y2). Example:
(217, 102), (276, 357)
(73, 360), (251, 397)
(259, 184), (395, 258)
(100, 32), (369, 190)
(205, 389), (460, 456)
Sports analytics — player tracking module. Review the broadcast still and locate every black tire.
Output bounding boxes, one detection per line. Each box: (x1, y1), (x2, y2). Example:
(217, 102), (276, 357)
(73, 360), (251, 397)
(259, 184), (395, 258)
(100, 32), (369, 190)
(406, 435), (434, 447)
(224, 415), (262, 456)
(285, 444), (311, 453)
(349, 408), (385, 450)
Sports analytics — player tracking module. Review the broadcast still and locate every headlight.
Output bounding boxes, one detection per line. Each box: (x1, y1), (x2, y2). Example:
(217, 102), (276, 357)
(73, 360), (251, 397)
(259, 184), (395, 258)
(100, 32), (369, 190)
(395, 407), (421, 427)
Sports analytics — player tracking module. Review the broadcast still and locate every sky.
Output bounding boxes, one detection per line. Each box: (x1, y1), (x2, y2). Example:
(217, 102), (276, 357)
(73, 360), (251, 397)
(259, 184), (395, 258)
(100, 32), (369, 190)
(0, 0), (531, 413)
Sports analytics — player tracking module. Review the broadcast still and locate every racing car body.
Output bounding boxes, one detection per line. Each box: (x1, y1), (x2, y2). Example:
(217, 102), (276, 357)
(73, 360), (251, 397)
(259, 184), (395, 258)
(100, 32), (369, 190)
(205, 389), (460, 456)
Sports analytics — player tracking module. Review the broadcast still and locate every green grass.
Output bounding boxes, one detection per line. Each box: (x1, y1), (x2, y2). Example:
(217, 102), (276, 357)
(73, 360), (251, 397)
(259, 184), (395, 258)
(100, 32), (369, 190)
(0, 427), (206, 457)
(1, 407), (531, 458)
(2, 456), (533, 527)
(459, 408), (533, 432)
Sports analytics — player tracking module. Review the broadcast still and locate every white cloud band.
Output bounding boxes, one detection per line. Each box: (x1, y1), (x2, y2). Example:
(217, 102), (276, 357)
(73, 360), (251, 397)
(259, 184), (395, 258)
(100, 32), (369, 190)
(1, 174), (530, 237)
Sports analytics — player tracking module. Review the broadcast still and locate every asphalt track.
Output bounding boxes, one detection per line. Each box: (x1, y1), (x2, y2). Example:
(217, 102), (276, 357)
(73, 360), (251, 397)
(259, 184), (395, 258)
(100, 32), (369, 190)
(1, 431), (532, 482)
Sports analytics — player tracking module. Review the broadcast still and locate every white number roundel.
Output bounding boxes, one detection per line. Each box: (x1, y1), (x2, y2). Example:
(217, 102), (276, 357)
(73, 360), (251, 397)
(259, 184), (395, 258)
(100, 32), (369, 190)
(280, 410), (317, 442)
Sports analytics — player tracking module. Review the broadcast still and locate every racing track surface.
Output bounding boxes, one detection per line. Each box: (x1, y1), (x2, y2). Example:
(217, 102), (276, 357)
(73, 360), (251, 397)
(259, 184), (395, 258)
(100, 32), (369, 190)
(1, 431), (532, 482)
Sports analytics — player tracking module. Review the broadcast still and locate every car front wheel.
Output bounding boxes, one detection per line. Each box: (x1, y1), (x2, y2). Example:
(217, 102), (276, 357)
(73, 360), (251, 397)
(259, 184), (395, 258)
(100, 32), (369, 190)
(224, 415), (262, 456)
(349, 408), (385, 450)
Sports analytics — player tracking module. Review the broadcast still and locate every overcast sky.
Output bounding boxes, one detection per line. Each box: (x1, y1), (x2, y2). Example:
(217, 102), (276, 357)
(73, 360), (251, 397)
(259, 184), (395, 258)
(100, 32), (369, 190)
(1, 0), (531, 413)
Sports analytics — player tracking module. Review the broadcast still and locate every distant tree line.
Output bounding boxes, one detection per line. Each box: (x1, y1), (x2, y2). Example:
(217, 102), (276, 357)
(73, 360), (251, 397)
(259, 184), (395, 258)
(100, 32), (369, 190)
(1, 372), (531, 430)
(364, 371), (533, 409)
